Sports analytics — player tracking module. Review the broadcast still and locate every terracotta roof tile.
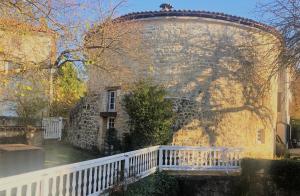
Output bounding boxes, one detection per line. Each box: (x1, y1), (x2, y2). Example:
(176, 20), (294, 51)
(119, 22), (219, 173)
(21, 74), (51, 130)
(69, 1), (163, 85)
(116, 10), (281, 39)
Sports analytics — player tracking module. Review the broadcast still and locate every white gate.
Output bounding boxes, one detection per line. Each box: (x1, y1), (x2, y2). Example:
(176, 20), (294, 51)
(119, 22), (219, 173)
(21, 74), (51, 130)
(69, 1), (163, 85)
(42, 117), (63, 140)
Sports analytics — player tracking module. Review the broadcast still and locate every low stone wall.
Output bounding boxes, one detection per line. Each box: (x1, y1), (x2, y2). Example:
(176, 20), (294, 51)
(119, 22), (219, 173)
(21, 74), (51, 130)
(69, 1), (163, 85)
(0, 116), (41, 126)
(0, 126), (43, 146)
(176, 176), (239, 196)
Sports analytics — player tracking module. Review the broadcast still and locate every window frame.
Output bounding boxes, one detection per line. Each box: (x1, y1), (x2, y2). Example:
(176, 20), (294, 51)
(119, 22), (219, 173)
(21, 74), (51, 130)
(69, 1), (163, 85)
(256, 129), (265, 144)
(107, 90), (116, 112)
(107, 117), (115, 129)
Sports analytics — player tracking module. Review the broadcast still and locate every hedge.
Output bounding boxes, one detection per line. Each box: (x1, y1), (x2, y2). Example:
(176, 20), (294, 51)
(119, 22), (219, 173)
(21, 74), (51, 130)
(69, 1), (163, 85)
(241, 158), (300, 192)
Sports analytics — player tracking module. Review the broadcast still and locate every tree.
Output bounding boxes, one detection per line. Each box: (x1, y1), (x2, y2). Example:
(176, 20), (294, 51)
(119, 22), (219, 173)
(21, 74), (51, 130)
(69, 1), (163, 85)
(0, 0), (137, 118)
(14, 71), (49, 120)
(258, 0), (300, 72)
(51, 62), (86, 117)
(123, 80), (174, 150)
(0, 0), (136, 70)
(257, 0), (300, 122)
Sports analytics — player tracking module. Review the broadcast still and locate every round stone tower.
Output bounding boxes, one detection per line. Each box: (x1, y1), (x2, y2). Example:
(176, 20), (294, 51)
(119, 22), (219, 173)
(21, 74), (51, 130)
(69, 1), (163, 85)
(81, 5), (286, 158)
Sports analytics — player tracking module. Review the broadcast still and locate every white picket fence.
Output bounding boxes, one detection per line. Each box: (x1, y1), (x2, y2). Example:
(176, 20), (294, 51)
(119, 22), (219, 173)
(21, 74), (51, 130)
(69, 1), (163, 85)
(0, 146), (243, 196)
(42, 117), (63, 140)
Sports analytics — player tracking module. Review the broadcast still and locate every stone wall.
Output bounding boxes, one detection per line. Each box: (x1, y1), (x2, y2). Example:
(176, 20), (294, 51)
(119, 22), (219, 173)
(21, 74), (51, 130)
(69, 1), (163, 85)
(175, 175), (300, 196)
(0, 126), (43, 146)
(66, 89), (129, 153)
(0, 116), (41, 126)
(176, 176), (240, 196)
(66, 95), (102, 151)
(82, 17), (284, 157)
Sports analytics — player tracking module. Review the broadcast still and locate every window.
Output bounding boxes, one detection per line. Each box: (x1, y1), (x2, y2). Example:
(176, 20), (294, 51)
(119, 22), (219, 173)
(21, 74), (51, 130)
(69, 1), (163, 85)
(108, 90), (116, 111)
(256, 129), (265, 144)
(107, 117), (115, 129)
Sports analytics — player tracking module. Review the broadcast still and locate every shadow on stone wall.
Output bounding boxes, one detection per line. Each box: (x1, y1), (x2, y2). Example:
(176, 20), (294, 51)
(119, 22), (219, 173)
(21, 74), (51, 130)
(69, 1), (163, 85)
(166, 29), (278, 146)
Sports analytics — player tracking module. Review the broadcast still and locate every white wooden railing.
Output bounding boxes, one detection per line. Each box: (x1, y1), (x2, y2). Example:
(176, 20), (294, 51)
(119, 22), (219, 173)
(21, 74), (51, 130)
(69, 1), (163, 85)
(42, 117), (63, 140)
(159, 146), (242, 172)
(0, 146), (242, 196)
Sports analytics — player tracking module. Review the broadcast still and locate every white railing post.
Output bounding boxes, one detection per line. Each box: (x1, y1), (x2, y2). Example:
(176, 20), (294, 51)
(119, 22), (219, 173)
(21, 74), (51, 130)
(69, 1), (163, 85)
(158, 148), (163, 171)
(124, 154), (129, 190)
(40, 174), (49, 196)
(58, 117), (63, 140)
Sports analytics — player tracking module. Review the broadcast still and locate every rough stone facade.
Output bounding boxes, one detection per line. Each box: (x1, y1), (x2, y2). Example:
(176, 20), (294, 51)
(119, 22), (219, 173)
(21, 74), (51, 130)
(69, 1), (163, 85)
(67, 95), (102, 151)
(66, 89), (128, 152)
(68, 11), (290, 158)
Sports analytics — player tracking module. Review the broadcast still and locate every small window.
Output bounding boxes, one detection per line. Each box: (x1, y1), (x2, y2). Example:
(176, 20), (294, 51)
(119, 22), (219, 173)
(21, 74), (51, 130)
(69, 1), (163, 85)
(257, 129), (265, 144)
(107, 117), (115, 129)
(108, 90), (116, 111)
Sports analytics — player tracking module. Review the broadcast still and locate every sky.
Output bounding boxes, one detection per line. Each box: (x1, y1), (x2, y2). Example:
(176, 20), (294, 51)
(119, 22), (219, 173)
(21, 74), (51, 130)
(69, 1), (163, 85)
(116, 0), (262, 21)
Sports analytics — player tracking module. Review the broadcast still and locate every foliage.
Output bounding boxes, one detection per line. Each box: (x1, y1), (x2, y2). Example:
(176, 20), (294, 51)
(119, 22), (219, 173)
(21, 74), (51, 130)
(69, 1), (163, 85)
(105, 128), (122, 154)
(13, 69), (49, 120)
(16, 94), (48, 120)
(51, 62), (86, 117)
(258, 0), (300, 72)
(235, 158), (300, 195)
(122, 172), (179, 196)
(122, 80), (174, 150)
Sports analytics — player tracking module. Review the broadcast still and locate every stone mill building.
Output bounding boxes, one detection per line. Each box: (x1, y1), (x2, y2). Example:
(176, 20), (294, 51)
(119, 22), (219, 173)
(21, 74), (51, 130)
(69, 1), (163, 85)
(67, 5), (291, 158)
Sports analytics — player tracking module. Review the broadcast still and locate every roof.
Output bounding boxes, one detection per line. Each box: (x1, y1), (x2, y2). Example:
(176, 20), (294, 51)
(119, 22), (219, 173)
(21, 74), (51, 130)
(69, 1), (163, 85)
(116, 9), (281, 39)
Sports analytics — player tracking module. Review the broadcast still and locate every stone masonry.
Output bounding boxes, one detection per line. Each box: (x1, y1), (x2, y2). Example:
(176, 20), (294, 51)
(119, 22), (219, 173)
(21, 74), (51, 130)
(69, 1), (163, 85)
(67, 94), (102, 151)
(68, 10), (290, 158)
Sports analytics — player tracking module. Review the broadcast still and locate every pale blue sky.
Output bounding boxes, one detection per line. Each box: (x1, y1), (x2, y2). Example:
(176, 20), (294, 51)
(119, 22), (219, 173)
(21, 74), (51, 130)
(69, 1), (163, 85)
(117, 0), (262, 20)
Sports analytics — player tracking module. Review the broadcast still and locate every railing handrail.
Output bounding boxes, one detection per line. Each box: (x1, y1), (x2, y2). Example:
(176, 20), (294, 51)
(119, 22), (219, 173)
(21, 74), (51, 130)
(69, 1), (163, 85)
(0, 145), (241, 181)
(160, 145), (243, 151)
(0, 146), (160, 185)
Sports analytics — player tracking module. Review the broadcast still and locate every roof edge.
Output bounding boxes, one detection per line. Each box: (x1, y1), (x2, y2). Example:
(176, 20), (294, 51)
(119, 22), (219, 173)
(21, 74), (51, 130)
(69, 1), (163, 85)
(115, 10), (281, 39)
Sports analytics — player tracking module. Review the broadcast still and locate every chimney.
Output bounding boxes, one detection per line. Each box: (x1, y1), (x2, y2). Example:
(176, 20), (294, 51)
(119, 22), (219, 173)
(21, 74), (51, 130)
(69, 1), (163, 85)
(160, 3), (173, 12)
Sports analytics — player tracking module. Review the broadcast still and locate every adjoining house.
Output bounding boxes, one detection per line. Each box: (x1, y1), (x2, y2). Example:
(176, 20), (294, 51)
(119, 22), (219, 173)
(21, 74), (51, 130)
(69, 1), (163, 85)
(67, 5), (291, 158)
(0, 19), (56, 118)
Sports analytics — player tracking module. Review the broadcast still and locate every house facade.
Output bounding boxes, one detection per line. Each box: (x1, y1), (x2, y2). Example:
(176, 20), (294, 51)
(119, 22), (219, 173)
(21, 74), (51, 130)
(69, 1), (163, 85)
(67, 6), (291, 158)
(0, 19), (56, 117)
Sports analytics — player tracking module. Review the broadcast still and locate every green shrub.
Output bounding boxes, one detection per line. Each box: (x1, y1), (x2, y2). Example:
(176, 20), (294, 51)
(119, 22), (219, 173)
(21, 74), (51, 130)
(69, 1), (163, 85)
(123, 172), (179, 196)
(105, 128), (122, 154)
(269, 160), (300, 191)
(238, 158), (300, 194)
(122, 80), (174, 150)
